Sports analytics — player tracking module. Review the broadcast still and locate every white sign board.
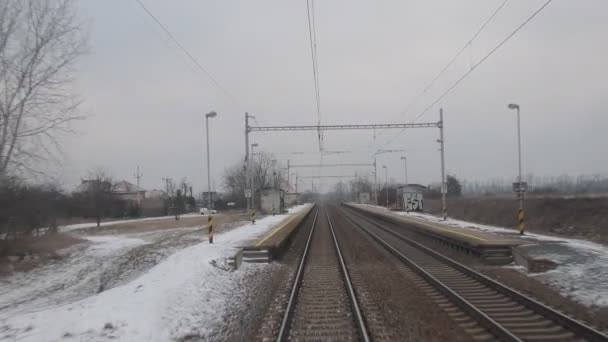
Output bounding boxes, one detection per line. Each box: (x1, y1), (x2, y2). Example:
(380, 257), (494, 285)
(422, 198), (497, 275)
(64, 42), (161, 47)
(244, 189), (252, 198)
(512, 182), (528, 193)
(404, 192), (424, 212)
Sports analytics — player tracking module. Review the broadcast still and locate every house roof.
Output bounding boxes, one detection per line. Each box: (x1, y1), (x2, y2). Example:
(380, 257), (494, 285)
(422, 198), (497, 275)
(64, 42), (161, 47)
(112, 180), (145, 194)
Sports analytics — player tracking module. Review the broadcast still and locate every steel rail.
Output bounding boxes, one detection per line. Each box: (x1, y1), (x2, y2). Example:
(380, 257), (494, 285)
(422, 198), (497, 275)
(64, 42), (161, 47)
(337, 206), (521, 341)
(343, 205), (608, 342)
(276, 208), (319, 342)
(325, 208), (371, 342)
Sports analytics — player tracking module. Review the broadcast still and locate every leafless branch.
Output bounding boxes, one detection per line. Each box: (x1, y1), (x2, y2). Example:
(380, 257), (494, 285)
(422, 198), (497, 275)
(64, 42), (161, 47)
(0, 0), (88, 177)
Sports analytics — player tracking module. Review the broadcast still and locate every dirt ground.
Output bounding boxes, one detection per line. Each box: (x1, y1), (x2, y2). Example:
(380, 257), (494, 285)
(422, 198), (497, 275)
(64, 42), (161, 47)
(74, 213), (251, 235)
(425, 196), (608, 244)
(0, 234), (84, 274)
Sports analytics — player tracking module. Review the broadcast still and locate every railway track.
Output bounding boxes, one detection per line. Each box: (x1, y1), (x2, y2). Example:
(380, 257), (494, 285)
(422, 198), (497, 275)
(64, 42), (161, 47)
(339, 205), (608, 342)
(276, 207), (370, 342)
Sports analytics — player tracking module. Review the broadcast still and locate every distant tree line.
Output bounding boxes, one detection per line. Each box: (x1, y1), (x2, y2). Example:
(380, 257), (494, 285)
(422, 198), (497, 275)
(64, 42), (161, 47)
(462, 174), (608, 195)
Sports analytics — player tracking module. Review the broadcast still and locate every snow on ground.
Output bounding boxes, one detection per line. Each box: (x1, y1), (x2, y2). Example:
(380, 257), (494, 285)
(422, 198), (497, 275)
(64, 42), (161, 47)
(393, 210), (608, 309)
(59, 213), (202, 232)
(0, 205), (310, 341)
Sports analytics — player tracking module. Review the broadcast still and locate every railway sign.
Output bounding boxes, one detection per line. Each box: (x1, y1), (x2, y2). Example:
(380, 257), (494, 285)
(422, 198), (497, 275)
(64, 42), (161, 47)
(244, 189), (252, 198)
(512, 182), (528, 193)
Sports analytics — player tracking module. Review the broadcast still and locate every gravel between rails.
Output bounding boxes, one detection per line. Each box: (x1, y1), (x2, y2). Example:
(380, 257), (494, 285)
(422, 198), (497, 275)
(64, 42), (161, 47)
(327, 206), (474, 341)
(249, 209), (318, 341)
(285, 208), (358, 341)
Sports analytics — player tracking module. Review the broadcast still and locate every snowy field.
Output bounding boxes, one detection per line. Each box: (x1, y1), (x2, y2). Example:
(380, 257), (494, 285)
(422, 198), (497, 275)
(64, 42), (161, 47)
(394, 210), (608, 309)
(0, 204), (311, 341)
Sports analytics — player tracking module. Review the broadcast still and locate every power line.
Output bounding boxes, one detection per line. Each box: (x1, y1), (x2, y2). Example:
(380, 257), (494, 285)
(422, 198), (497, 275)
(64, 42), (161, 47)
(306, 0), (323, 150)
(134, 0), (239, 104)
(360, 0), (508, 152)
(411, 0), (553, 123)
(381, 0), (553, 148)
(400, 0), (509, 119)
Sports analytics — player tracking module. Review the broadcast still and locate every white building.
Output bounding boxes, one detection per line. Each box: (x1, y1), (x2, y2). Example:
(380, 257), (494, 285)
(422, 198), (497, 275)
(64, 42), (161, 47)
(260, 188), (284, 214)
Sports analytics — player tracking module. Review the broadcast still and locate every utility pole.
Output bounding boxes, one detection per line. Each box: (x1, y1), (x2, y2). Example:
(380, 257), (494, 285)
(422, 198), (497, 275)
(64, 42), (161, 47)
(439, 108), (447, 220)
(400, 156), (408, 185)
(287, 160), (290, 187)
(162, 177), (171, 195)
(134, 166), (143, 205)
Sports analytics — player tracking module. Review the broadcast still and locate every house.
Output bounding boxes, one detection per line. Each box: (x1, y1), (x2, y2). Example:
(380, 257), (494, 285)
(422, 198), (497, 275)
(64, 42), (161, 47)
(112, 180), (146, 202)
(73, 179), (146, 203)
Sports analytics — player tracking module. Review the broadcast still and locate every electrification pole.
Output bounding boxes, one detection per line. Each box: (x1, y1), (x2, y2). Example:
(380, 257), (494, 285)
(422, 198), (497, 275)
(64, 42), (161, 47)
(383, 165), (388, 209)
(245, 113), (251, 212)
(439, 108), (447, 220)
(374, 157), (378, 206)
(508, 103), (525, 234)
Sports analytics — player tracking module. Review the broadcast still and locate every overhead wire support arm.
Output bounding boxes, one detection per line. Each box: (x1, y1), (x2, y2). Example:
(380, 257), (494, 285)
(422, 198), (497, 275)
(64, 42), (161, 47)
(299, 175), (357, 179)
(291, 163), (373, 168)
(248, 122), (439, 132)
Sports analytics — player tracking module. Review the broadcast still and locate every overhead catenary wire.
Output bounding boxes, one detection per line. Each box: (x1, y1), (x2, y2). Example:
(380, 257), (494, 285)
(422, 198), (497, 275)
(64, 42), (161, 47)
(411, 0), (553, 124)
(134, 0), (239, 105)
(400, 0), (509, 119)
(362, 0), (509, 149)
(380, 0), (554, 148)
(305, 0), (323, 151)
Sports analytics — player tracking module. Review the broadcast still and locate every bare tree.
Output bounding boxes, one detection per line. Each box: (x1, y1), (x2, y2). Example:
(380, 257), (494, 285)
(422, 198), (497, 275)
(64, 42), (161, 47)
(0, 0), (87, 177)
(74, 169), (112, 227)
(223, 152), (281, 202)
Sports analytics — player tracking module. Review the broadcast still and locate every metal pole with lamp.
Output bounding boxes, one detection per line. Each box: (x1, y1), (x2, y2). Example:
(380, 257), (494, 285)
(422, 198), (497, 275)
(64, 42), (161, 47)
(205, 111), (217, 243)
(250, 143), (258, 209)
(508, 103), (525, 235)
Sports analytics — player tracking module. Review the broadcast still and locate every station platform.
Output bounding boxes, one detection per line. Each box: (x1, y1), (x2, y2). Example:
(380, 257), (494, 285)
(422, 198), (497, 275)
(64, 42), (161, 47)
(344, 203), (523, 264)
(237, 204), (315, 265)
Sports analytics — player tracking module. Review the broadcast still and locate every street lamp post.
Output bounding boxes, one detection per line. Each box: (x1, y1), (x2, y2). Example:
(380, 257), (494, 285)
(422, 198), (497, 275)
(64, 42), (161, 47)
(382, 165), (388, 209)
(400, 156), (408, 185)
(205, 111), (217, 210)
(508, 103), (525, 235)
(251, 143), (258, 209)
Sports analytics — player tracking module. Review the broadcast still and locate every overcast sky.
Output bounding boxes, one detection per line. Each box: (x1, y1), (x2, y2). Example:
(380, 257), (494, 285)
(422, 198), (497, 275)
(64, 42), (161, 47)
(59, 0), (608, 193)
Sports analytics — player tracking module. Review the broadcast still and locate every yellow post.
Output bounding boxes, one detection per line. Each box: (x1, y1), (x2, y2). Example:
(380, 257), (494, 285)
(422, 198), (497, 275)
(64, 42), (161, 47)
(518, 209), (525, 235)
(208, 215), (214, 243)
(251, 209), (256, 224)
